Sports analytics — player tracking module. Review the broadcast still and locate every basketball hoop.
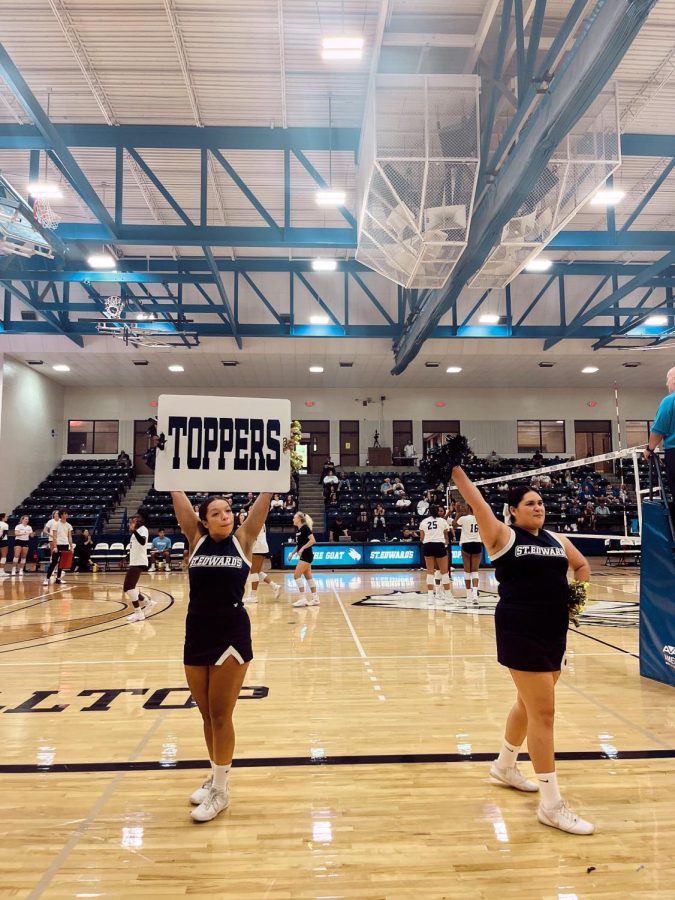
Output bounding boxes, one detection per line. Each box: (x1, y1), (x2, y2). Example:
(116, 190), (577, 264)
(33, 198), (61, 230)
(103, 296), (126, 319)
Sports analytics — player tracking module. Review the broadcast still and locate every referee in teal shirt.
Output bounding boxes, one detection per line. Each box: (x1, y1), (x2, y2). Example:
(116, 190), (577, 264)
(644, 367), (675, 505)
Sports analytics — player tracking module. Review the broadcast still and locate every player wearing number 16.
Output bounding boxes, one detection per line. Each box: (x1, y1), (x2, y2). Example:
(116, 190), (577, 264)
(170, 488), (272, 823)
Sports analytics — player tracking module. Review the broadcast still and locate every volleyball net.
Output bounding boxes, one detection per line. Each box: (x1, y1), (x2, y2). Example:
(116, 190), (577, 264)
(446, 445), (663, 541)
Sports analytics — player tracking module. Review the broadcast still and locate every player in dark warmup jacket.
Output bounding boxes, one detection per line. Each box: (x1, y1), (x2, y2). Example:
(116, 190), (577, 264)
(451, 467), (595, 836)
(171, 489), (272, 823)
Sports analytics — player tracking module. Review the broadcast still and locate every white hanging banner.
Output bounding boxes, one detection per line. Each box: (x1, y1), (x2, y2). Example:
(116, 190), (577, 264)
(154, 394), (292, 492)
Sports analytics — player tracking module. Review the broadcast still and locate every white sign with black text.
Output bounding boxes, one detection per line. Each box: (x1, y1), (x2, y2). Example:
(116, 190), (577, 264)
(154, 394), (291, 492)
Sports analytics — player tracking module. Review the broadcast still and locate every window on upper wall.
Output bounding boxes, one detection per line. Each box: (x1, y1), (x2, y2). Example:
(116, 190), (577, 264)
(626, 420), (652, 447)
(67, 420), (119, 454)
(517, 420), (566, 453)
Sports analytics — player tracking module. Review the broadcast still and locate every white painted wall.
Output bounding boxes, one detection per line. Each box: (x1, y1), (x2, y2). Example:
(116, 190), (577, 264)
(0, 359), (65, 512)
(62, 385), (664, 466)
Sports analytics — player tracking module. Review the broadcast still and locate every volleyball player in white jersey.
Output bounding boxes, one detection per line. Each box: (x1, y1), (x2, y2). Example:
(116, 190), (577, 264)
(0, 514), (9, 576)
(454, 504), (483, 606)
(244, 522), (281, 603)
(419, 505), (454, 603)
(44, 510), (73, 585)
(125, 512), (153, 622)
(11, 516), (34, 576)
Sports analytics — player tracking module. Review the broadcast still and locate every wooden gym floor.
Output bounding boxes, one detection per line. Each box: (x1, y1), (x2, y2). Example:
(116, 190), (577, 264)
(0, 565), (673, 899)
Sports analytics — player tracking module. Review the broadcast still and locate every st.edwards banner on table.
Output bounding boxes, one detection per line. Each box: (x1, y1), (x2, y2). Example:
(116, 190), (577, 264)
(154, 395), (291, 493)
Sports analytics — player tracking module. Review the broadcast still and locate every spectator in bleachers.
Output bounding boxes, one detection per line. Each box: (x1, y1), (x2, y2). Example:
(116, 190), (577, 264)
(380, 477), (394, 496)
(149, 529), (173, 572)
(530, 474), (542, 490)
(73, 528), (94, 573)
(284, 494), (296, 512)
(320, 458), (336, 480)
(531, 450), (545, 466)
(322, 468), (339, 496)
(337, 473), (350, 493)
(391, 477), (405, 496)
(326, 491), (338, 507)
(417, 490), (433, 516)
(594, 501), (610, 519)
(395, 492), (411, 510)
(539, 473), (552, 488)
(355, 506), (370, 533)
(242, 492), (256, 512)
(372, 502), (386, 533)
(329, 515), (350, 542)
(11, 515), (34, 577)
(487, 450), (501, 468)
(403, 441), (416, 465)
(237, 509), (248, 527)
(116, 451), (132, 468)
(401, 515), (419, 541)
(270, 493), (284, 510)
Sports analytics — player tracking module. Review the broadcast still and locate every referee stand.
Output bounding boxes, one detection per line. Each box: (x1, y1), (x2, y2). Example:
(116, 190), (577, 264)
(639, 456), (675, 687)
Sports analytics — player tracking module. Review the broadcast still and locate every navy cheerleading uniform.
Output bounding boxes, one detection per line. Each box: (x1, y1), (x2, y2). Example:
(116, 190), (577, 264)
(184, 532), (252, 666)
(491, 526), (570, 672)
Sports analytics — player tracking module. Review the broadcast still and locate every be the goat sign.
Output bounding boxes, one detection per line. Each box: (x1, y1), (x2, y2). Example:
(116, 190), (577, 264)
(154, 395), (292, 492)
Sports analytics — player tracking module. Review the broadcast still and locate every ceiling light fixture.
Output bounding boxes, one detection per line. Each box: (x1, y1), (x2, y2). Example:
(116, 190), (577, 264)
(315, 190), (346, 207)
(87, 252), (117, 269)
(311, 258), (337, 272)
(52, 364), (70, 372)
(446, 366), (463, 374)
(168, 364), (184, 373)
(524, 257), (553, 272)
(28, 182), (63, 199)
(479, 313), (501, 324)
(309, 365), (324, 373)
(645, 315), (668, 326)
(309, 315), (330, 325)
(590, 189), (625, 206)
(582, 366), (599, 374)
(321, 36), (364, 61)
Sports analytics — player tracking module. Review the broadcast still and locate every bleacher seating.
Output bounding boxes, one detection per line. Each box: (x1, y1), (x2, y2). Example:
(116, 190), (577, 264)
(138, 488), (299, 532)
(9, 458), (133, 532)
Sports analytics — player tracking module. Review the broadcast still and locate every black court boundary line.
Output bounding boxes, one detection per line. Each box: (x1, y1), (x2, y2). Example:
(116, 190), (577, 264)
(572, 628), (640, 659)
(2, 748), (674, 775)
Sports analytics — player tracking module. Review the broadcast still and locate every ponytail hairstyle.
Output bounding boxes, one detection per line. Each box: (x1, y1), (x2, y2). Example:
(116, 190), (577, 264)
(507, 485), (542, 523)
(296, 511), (314, 531)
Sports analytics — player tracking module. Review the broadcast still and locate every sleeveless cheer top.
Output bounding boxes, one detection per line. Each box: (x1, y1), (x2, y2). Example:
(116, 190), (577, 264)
(492, 526), (569, 609)
(188, 532), (251, 617)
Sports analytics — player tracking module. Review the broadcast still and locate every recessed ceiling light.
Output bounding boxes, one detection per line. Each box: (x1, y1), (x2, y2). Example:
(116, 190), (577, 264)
(645, 315), (668, 326)
(87, 252), (117, 269)
(28, 181), (62, 199)
(315, 190), (346, 207)
(27, 359), (43, 365)
(311, 258), (338, 272)
(309, 365), (324, 373)
(425, 361), (440, 368)
(132, 360), (149, 366)
(221, 360), (239, 367)
(590, 189), (625, 206)
(582, 366), (599, 374)
(309, 315), (330, 325)
(525, 257), (553, 272)
(52, 364), (70, 372)
(321, 36), (364, 60)
(622, 362), (641, 368)
(446, 366), (463, 374)
(539, 361), (555, 368)
(168, 364), (184, 373)
(479, 314), (501, 324)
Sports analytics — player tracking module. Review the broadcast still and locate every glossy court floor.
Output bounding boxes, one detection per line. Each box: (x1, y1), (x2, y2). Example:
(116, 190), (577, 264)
(0, 564), (673, 899)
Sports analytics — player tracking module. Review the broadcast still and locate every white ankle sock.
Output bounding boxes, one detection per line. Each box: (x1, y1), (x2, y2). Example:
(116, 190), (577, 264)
(496, 739), (520, 769)
(537, 771), (561, 808)
(212, 762), (231, 792)
(426, 574), (434, 594)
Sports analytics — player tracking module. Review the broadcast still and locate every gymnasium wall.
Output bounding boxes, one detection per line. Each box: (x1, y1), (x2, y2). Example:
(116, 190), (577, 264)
(0, 358), (65, 512)
(62, 385), (664, 465)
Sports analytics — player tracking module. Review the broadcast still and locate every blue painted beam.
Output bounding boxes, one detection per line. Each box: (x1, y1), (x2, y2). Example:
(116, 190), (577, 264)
(201, 247), (241, 348)
(550, 231), (675, 251)
(54, 224), (357, 248)
(393, 0), (660, 373)
(292, 149), (357, 230)
(620, 133), (675, 157)
(514, 275), (556, 326)
(210, 149), (280, 233)
(514, 0), (526, 102)
(620, 157), (675, 232)
(0, 44), (115, 237)
(126, 149), (193, 226)
(524, 0), (548, 89)
(0, 279), (84, 346)
(348, 271), (395, 325)
(295, 272), (341, 326)
(240, 272), (284, 324)
(543, 248), (675, 349)
(480, 0), (513, 179)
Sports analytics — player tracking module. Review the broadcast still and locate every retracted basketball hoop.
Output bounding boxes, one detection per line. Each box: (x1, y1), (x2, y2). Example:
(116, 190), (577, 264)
(32, 198), (61, 230)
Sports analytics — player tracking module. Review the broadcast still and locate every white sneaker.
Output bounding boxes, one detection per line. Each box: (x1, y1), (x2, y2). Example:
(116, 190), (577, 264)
(191, 787), (229, 822)
(270, 581), (281, 599)
(11, 569), (16, 576)
(60, 572), (66, 581)
(537, 800), (595, 835)
(244, 594), (257, 603)
(190, 775), (213, 806)
(42, 578), (49, 586)
(490, 762), (539, 792)
(148, 566), (156, 573)
(292, 596), (309, 607)
(126, 609), (145, 623)
(18, 570), (24, 577)
(143, 596), (157, 611)
(308, 594), (320, 606)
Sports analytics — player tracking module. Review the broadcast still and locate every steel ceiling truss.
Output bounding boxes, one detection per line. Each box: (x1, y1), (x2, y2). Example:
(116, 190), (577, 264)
(2, 260), (674, 344)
